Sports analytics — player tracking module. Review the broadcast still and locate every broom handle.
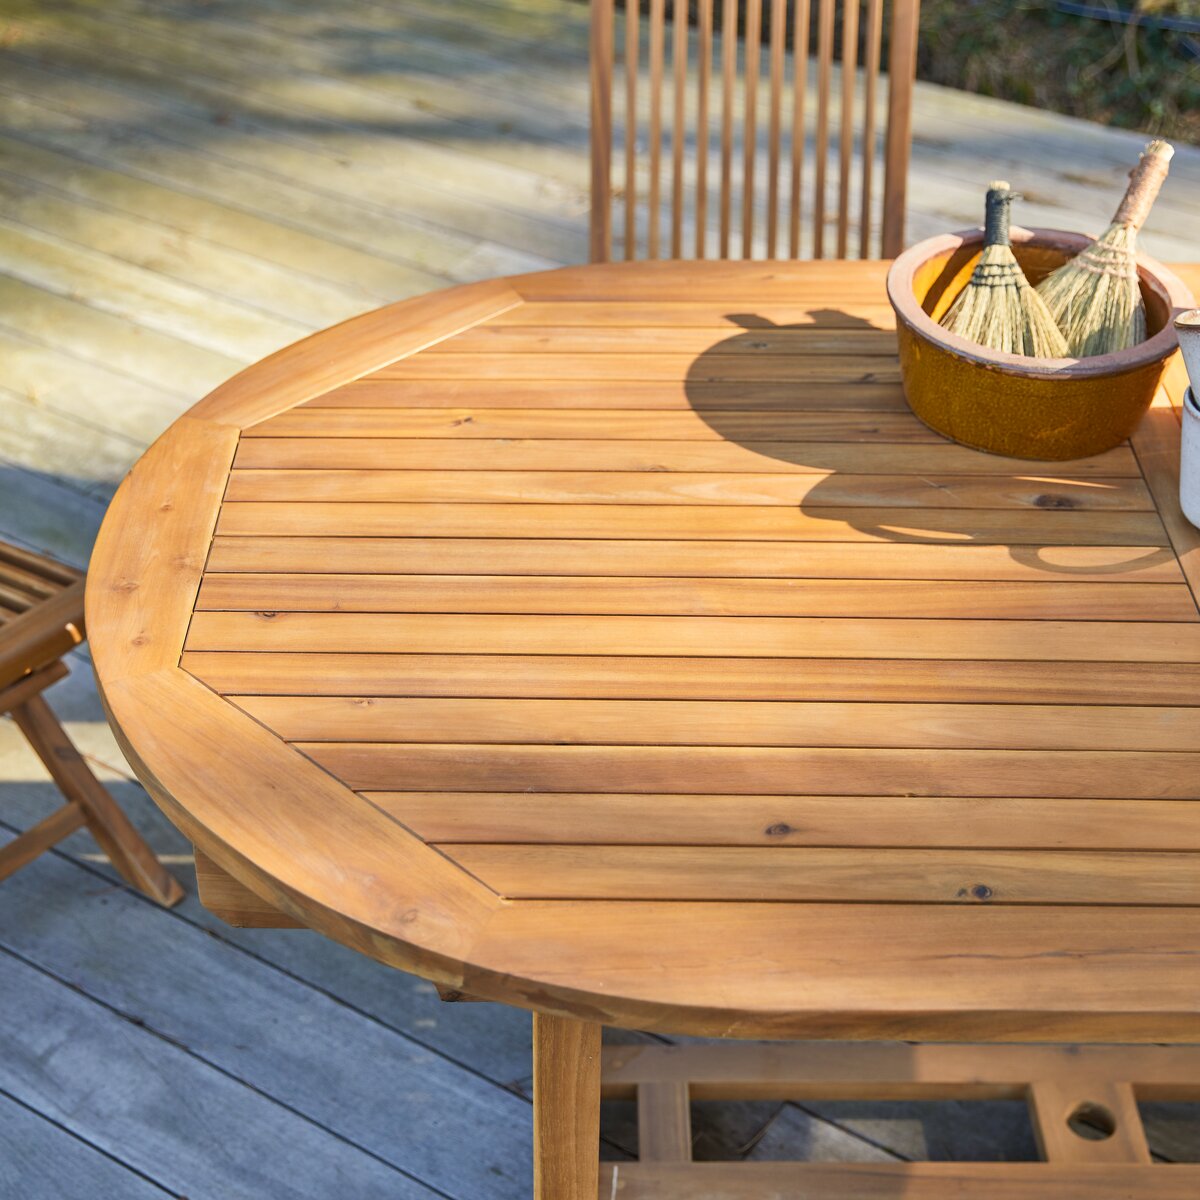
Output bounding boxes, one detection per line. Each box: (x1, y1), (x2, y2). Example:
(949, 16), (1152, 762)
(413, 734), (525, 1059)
(1114, 140), (1174, 232)
(983, 181), (1012, 247)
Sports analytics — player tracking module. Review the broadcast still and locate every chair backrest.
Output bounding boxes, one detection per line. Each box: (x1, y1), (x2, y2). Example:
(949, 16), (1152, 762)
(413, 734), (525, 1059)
(0, 541), (85, 693)
(589, 0), (920, 262)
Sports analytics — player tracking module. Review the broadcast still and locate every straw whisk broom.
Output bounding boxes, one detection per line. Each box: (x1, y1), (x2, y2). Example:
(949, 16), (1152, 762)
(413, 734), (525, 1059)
(1036, 139), (1174, 357)
(940, 181), (1069, 358)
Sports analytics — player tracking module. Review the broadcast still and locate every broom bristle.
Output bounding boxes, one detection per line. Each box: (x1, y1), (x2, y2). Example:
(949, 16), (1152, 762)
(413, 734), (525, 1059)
(1035, 139), (1172, 356)
(943, 244), (1070, 358)
(1036, 223), (1144, 357)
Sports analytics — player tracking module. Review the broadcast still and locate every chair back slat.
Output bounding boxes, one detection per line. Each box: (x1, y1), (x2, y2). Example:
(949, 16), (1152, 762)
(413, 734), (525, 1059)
(648, 0), (665, 257)
(765, 0), (787, 258)
(740, 0), (762, 258)
(671, 0), (689, 257)
(836, 0), (859, 257)
(788, 0), (810, 257)
(590, 0), (615, 262)
(859, 0), (884, 257)
(0, 583), (35, 615)
(811, 0), (833, 257)
(695, 0), (713, 257)
(719, 0), (736, 257)
(882, 0), (919, 256)
(590, 0), (920, 261)
(624, 0), (639, 259)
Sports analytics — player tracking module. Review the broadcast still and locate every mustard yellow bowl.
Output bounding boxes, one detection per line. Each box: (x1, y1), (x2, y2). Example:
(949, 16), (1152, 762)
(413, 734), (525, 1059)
(886, 226), (1193, 460)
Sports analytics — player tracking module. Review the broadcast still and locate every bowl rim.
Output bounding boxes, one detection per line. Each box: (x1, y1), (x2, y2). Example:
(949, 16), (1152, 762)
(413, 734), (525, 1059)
(886, 225), (1194, 378)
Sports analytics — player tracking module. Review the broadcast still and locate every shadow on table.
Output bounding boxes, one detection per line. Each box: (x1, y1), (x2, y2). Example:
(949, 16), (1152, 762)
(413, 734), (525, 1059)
(683, 308), (1176, 578)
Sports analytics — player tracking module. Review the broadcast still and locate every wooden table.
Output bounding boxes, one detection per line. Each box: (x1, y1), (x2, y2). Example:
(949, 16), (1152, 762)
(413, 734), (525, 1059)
(88, 261), (1200, 1197)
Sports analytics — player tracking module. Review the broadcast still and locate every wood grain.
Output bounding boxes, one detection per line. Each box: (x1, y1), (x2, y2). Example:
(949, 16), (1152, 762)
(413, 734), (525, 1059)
(596, 1162), (1200, 1197)
(243, 407), (932, 440)
(303, 743), (1200, 799)
(204, 536), (1181, 581)
(368, 792), (1200, 850)
(195, 573), (1197, 620)
(222, 468), (1154, 510)
(300, 377), (909, 410)
(468, 899), (1200, 1039)
(233, 435), (1142, 474)
(213, 502), (1168, 545)
(234, 695), (1200, 752)
(532, 1013), (601, 1200)
(449, 844), (1200, 904)
(194, 846), (302, 928)
(182, 652), (1200, 705)
(185, 612), (1200, 660)
(90, 260), (1200, 1046)
(600, 1039), (1200, 1098)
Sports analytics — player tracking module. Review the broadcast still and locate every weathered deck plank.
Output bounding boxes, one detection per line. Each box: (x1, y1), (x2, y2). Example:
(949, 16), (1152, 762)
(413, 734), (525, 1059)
(0, 826), (537, 1198)
(0, 1090), (173, 1199)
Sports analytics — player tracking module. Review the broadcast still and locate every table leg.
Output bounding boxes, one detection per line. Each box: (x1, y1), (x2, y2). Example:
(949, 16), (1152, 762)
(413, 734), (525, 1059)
(533, 1012), (602, 1200)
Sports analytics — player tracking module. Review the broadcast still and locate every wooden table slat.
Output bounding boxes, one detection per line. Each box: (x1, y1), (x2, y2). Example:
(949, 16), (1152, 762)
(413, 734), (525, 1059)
(204, 536), (1183, 581)
(234, 436), (1144, 474)
(300, 379), (910, 411)
(421, 325), (903, 355)
(369, 792), (1200, 850)
(195, 574), (1199, 621)
(446, 844), (1200, 905)
(232, 695), (1200, 752)
(222, 469), (1156, 511)
(212, 502), (1171, 545)
(491, 300), (899, 327)
(184, 612), (1200, 661)
(299, 743), (1200, 800)
(182, 651), (1200, 705)
(244, 408), (938, 440)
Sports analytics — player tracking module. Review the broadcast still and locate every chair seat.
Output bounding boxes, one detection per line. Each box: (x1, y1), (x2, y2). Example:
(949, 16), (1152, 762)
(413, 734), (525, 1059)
(0, 542), (86, 694)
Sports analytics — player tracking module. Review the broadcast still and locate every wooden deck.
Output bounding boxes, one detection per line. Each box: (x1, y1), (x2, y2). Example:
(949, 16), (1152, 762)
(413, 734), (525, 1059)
(0, 0), (1198, 1192)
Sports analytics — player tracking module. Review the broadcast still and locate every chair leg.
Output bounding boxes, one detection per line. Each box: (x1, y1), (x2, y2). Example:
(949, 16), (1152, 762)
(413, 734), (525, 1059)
(0, 801), (86, 883)
(11, 694), (183, 907)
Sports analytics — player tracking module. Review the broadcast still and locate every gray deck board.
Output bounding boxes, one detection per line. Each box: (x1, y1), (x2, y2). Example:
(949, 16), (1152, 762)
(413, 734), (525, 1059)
(0, 938), (445, 1199)
(0, 826), (536, 1198)
(0, 1090), (173, 1199)
(0, 0), (1198, 1190)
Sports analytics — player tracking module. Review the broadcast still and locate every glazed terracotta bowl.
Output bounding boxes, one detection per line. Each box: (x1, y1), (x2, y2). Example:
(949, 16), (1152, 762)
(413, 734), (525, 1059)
(886, 226), (1193, 460)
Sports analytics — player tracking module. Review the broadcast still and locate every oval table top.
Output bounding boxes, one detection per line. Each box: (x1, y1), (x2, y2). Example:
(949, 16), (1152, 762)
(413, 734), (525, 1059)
(88, 259), (1200, 1042)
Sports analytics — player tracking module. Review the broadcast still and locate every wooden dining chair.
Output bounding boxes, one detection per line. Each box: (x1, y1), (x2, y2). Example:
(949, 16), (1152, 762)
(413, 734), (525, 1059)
(589, 0), (920, 262)
(0, 540), (182, 906)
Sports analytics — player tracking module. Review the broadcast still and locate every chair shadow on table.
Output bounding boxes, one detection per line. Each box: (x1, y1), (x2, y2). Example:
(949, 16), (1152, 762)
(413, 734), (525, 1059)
(683, 308), (1177, 578)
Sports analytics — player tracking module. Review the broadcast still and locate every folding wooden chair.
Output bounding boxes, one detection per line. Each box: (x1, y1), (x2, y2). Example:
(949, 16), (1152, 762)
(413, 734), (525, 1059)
(0, 540), (182, 906)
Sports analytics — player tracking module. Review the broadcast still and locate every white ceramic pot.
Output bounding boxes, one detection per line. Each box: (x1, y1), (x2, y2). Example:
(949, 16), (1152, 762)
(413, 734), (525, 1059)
(1183, 386), (1200, 529)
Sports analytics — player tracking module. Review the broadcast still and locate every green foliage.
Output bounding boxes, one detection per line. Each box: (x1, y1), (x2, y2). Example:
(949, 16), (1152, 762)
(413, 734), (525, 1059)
(917, 0), (1200, 142)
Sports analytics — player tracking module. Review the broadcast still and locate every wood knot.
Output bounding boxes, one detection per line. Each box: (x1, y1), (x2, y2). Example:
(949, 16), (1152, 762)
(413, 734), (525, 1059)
(1033, 494), (1078, 509)
(957, 883), (994, 902)
(764, 822), (794, 837)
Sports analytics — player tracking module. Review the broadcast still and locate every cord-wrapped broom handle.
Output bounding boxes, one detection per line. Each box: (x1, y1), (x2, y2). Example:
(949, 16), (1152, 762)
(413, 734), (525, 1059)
(1114, 140), (1174, 231)
(983, 180), (1013, 247)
